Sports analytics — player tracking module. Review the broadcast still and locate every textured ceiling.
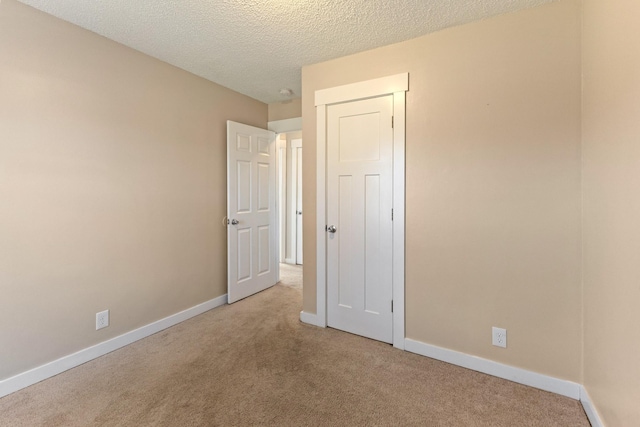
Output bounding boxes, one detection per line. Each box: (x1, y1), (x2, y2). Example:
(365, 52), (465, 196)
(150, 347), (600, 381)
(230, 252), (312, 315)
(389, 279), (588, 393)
(18, 0), (554, 104)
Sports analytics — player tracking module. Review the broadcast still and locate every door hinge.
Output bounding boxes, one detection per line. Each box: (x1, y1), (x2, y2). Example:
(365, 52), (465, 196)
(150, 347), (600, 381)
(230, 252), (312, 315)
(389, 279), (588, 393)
(391, 209), (394, 221)
(391, 300), (394, 313)
(392, 116), (394, 128)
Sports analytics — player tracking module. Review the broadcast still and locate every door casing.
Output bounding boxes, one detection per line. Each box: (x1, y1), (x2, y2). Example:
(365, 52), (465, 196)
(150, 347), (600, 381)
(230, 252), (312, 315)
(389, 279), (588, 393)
(291, 139), (303, 265)
(313, 73), (408, 350)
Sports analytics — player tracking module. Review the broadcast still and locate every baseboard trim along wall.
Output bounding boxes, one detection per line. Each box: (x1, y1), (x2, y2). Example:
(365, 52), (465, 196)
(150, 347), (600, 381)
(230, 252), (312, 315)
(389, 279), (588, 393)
(404, 338), (581, 399)
(579, 386), (604, 427)
(299, 310), (321, 327)
(0, 294), (228, 399)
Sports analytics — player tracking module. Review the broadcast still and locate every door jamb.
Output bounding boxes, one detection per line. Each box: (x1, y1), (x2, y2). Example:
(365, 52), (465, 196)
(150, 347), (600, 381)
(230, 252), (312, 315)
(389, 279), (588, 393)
(314, 73), (408, 350)
(291, 139), (303, 265)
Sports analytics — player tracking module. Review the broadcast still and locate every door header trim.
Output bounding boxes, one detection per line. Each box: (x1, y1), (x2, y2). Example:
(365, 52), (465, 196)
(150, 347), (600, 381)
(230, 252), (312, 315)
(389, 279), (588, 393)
(315, 73), (409, 107)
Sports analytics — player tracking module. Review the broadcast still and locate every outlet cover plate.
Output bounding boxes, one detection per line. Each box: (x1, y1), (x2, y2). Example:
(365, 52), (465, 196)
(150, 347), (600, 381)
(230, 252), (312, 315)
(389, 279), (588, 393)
(96, 310), (109, 330)
(492, 326), (507, 348)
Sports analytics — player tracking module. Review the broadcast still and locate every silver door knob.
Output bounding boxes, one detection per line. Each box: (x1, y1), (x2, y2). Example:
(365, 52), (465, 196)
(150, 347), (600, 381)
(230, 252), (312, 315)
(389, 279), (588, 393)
(327, 225), (336, 233)
(231, 219), (239, 225)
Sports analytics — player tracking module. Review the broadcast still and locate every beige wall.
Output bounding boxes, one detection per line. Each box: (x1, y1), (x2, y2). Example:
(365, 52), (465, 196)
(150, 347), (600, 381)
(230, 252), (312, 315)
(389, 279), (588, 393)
(582, 0), (640, 424)
(0, 0), (266, 379)
(302, 0), (582, 382)
(268, 98), (302, 122)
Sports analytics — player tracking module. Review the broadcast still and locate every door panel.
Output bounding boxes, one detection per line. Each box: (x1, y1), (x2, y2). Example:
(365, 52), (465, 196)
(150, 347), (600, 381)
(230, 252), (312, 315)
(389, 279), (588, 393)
(237, 228), (251, 282)
(227, 121), (276, 303)
(327, 95), (393, 343)
(257, 162), (270, 211)
(237, 161), (251, 212)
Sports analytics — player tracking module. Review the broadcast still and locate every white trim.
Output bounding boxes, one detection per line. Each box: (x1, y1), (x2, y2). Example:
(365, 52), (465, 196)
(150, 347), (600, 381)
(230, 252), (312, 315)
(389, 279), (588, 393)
(268, 117), (302, 134)
(315, 73), (409, 107)
(392, 90), (406, 350)
(315, 105), (328, 327)
(299, 311), (321, 327)
(315, 73), (408, 339)
(405, 338), (581, 399)
(277, 141), (287, 264)
(284, 257), (296, 265)
(580, 386), (604, 427)
(0, 294), (228, 399)
(290, 139), (303, 265)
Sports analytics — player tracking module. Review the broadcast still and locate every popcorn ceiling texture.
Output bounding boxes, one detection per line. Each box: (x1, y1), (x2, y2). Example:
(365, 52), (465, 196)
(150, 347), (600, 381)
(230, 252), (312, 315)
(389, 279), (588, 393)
(18, 0), (554, 103)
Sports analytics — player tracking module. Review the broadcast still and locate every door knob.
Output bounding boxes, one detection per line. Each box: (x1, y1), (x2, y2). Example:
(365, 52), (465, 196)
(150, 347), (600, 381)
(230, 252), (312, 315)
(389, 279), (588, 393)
(327, 225), (336, 233)
(230, 219), (239, 225)
(297, 211), (303, 215)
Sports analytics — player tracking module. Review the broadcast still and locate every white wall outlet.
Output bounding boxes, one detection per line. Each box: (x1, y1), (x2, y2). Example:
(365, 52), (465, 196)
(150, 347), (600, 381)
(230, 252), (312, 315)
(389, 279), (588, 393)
(492, 326), (507, 348)
(96, 310), (109, 330)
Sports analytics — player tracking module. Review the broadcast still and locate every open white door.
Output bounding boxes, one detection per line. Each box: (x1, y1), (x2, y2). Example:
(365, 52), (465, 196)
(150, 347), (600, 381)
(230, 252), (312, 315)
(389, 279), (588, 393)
(227, 121), (277, 303)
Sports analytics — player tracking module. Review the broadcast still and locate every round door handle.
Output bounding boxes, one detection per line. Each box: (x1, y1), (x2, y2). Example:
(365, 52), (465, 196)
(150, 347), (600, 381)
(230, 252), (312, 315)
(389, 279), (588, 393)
(327, 225), (336, 233)
(231, 219), (239, 225)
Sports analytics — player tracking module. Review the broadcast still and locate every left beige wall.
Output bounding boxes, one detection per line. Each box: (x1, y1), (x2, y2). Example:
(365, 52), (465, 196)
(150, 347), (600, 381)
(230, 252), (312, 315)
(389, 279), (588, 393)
(0, 0), (266, 379)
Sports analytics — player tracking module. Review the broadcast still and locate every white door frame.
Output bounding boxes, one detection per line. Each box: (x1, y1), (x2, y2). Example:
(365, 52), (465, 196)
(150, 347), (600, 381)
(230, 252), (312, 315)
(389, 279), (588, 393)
(314, 73), (408, 350)
(291, 139), (303, 264)
(268, 118), (302, 270)
(277, 135), (287, 265)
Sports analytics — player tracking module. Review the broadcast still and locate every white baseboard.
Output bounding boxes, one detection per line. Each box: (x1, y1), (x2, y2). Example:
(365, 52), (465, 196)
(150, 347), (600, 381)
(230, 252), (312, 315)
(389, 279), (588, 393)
(404, 338), (581, 400)
(0, 294), (228, 399)
(299, 310), (321, 327)
(580, 386), (604, 427)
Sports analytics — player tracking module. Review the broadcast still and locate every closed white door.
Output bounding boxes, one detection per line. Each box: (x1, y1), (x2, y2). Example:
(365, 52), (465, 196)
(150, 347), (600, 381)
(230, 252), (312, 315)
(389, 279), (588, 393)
(227, 121), (277, 303)
(292, 140), (303, 264)
(326, 95), (394, 343)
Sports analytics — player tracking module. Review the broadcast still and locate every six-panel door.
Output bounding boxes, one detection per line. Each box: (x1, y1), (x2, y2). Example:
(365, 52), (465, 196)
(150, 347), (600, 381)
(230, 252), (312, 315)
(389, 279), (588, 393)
(227, 121), (276, 303)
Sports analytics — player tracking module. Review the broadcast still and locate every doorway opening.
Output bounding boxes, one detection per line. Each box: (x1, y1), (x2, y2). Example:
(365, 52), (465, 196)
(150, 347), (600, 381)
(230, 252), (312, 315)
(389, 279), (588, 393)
(275, 131), (303, 282)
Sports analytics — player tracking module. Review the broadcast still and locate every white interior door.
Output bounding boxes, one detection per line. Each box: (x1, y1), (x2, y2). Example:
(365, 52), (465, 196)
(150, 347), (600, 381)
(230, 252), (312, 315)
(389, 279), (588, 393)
(227, 121), (277, 303)
(326, 95), (394, 343)
(292, 139), (303, 265)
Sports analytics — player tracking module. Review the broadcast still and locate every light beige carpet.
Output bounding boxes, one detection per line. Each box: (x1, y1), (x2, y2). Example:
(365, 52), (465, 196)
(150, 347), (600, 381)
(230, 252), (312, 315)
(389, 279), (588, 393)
(0, 264), (589, 426)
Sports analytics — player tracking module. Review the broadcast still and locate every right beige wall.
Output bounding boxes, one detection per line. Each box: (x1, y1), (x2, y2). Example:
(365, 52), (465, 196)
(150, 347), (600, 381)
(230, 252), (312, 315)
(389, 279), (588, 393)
(303, 0), (583, 383)
(582, 0), (640, 424)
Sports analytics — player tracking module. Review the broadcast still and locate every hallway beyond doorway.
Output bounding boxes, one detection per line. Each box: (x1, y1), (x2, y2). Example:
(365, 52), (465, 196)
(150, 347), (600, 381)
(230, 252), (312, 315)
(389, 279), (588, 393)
(279, 263), (302, 290)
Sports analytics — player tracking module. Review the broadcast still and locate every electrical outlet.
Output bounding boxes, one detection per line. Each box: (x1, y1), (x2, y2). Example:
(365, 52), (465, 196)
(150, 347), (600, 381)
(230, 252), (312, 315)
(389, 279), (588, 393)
(492, 327), (507, 348)
(96, 310), (109, 330)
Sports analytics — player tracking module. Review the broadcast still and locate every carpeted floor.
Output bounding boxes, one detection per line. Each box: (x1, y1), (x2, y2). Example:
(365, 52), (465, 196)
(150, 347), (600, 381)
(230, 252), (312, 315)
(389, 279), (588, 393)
(0, 264), (589, 426)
